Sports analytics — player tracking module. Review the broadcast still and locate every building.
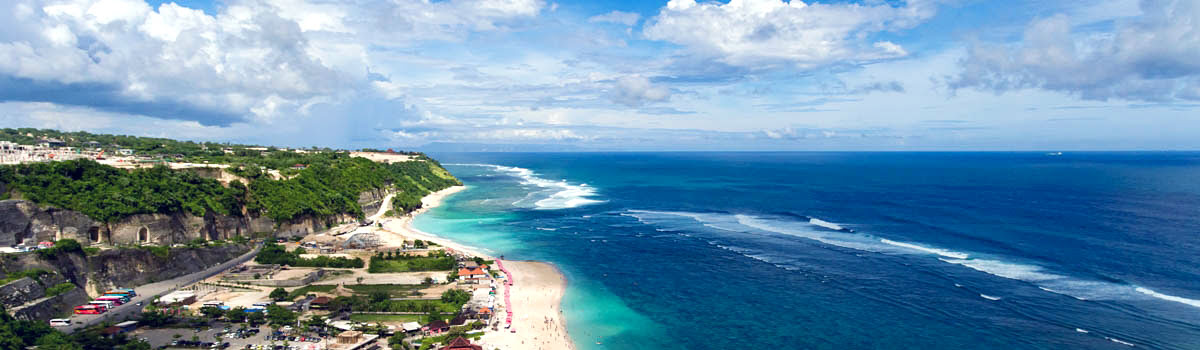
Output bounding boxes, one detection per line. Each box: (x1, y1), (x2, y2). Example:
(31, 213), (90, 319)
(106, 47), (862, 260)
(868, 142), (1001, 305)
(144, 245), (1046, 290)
(458, 266), (488, 284)
(115, 321), (138, 332)
(328, 330), (380, 350)
(426, 320), (450, 334)
(310, 296), (332, 309)
(158, 291), (197, 306)
(401, 322), (421, 335)
(118, 149), (134, 156)
(336, 331), (363, 344)
(438, 337), (483, 350)
(38, 138), (65, 148)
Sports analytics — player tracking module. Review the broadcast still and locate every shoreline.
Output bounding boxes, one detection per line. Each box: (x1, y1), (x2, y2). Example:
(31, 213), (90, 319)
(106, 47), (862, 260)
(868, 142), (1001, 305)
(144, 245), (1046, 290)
(378, 186), (576, 350)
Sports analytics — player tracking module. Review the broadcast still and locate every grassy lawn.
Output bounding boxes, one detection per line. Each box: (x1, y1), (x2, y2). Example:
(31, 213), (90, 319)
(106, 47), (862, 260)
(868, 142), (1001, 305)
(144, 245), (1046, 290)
(349, 313), (427, 323)
(367, 256), (456, 273)
(287, 285), (336, 299)
(345, 284), (427, 297)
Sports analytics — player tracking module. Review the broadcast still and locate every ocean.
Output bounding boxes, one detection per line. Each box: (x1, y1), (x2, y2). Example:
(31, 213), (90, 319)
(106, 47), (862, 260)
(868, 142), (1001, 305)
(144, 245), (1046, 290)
(413, 152), (1200, 350)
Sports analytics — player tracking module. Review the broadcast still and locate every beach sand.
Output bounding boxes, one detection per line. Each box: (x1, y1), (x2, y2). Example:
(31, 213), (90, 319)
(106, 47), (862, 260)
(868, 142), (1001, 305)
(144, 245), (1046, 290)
(478, 261), (574, 350)
(376, 186), (575, 350)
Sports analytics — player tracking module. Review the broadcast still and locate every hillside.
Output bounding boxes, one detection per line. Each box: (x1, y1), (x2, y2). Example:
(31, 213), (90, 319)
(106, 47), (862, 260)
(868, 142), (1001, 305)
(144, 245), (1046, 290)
(0, 130), (460, 246)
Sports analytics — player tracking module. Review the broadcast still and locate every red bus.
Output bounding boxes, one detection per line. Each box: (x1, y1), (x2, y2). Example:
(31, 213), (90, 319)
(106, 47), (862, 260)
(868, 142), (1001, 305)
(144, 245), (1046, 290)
(74, 305), (104, 314)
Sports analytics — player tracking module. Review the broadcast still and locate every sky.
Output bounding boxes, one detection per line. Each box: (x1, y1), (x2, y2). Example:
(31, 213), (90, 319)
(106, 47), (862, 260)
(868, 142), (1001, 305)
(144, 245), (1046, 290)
(0, 0), (1198, 151)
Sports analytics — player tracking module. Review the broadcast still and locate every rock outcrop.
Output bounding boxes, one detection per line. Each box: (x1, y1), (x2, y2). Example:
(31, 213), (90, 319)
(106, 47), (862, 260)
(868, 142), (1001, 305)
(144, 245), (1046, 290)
(0, 242), (252, 320)
(0, 258), (90, 321)
(0, 200), (95, 247)
(0, 188), (386, 246)
(11, 288), (89, 321)
(84, 244), (250, 295)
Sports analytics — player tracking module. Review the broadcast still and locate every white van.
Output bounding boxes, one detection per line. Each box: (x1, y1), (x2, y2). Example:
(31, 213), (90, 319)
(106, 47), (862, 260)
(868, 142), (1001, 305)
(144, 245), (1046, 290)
(49, 319), (71, 327)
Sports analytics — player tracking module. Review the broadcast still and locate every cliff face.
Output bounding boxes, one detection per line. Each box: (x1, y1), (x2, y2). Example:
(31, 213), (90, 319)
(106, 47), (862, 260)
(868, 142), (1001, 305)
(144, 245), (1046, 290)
(0, 243), (251, 320)
(0, 188), (384, 246)
(0, 200), (94, 247)
(84, 244), (249, 295)
(358, 188), (388, 216)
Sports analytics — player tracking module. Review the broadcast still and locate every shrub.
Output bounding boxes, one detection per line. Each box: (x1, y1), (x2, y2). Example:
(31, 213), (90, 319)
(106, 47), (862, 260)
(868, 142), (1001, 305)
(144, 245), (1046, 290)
(45, 282), (75, 297)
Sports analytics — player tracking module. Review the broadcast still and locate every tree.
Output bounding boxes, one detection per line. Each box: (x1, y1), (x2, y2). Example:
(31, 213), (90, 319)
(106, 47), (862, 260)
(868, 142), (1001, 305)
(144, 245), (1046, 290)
(199, 306), (223, 320)
(423, 277), (434, 285)
(265, 305), (297, 326)
(35, 332), (82, 350)
(370, 291), (390, 304)
(440, 289), (470, 306)
(225, 307), (247, 323)
(116, 340), (152, 350)
(270, 287), (289, 301)
(139, 311), (172, 327)
(303, 315), (326, 333)
(357, 276), (364, 284)
(246, 311), (266, 326)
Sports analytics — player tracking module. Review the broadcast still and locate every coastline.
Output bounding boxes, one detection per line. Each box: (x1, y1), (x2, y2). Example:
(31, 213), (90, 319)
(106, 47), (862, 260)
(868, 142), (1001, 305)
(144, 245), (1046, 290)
(378, 186), (576, 350)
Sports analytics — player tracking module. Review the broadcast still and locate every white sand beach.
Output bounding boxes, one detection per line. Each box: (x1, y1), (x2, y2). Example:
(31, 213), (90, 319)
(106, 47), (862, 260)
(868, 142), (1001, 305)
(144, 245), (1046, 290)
(376, 186), (575, 350)
(477, 261), (573, 350)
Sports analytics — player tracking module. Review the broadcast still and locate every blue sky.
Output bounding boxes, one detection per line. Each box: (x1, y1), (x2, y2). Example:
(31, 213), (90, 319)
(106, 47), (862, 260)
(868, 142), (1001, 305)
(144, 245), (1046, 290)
(1, 0), (1197, 150)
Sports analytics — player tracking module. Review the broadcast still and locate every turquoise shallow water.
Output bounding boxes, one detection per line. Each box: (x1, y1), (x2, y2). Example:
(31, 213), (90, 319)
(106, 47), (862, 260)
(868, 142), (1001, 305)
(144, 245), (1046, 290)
(412, 170), (659, 349)
(414, 152), (1200, 350)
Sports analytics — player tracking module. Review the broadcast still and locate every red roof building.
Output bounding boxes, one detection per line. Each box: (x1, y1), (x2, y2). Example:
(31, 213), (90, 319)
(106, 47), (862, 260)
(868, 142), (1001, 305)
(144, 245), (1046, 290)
(438, 337), (482, 350)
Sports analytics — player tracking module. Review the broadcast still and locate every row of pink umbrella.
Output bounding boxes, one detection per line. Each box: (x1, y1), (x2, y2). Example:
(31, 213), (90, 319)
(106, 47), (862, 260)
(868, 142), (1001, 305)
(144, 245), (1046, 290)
(497, 259), (514, 328)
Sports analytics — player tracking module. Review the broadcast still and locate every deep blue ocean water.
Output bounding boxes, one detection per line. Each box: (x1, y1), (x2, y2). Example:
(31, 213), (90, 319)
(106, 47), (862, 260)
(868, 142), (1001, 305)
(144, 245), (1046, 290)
(413, 152), (1200, 350)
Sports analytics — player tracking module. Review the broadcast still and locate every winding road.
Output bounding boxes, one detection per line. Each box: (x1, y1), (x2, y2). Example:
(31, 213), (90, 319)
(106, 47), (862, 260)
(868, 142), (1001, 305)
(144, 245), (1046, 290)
(63, 243), (261, 333)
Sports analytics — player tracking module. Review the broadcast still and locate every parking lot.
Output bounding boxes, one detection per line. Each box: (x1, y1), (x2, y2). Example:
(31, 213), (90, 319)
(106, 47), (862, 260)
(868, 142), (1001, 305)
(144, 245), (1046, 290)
(132, 324), (330, 350)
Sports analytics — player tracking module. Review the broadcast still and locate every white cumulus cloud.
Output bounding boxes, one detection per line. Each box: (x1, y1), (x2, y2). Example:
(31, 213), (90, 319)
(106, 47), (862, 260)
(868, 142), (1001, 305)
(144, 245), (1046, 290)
(643, 0), (936, 69)
(589, 10), (641, 26)
(611, 75), (671, 107)
(948, 0), (1200, 102)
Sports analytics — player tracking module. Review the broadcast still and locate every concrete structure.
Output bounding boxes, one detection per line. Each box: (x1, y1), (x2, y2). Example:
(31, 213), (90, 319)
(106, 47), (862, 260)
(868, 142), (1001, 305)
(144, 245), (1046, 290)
(158, 291), (197, 306)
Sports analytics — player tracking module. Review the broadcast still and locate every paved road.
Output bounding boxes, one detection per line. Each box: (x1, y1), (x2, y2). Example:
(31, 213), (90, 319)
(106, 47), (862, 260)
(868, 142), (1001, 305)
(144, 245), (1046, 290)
(368, 193), (395, 221)
(62, 243), (262, 333)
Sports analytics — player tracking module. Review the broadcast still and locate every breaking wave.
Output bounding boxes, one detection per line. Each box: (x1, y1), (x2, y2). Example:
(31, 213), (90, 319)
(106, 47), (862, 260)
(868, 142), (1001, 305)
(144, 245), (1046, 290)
(448, 163), (603, 210)
(881, 238), (969, 259)
(623, 209), (1200, 311)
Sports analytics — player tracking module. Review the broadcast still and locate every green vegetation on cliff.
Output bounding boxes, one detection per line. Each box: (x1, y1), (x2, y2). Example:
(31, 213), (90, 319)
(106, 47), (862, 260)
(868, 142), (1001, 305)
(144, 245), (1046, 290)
(247, 156), (459, 221)
(0, 140), (460, 224)
(0, 160), (243, 222)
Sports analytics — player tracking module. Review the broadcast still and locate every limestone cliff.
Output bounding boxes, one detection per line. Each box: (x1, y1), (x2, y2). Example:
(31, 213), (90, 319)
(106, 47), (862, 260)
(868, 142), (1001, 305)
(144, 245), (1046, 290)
(0, 243), (251, 320)
(0, 187), (385, 246)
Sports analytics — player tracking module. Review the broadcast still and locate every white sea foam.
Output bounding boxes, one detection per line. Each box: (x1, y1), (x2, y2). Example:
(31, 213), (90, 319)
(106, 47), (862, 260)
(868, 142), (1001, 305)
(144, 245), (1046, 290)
(1135, 287), (1200, 308)
(880, 238), (970, 259)
(449, 163), (602, 209)
(980, 294), (1002, 301)
(734, 214), (882, 252)
(938, 258), (1063, 282)
(808, 217), (845, 231)
(535, 227), (557, 231)
(1106, 337), (1135, 347)
(627, 209), (1200, 311)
